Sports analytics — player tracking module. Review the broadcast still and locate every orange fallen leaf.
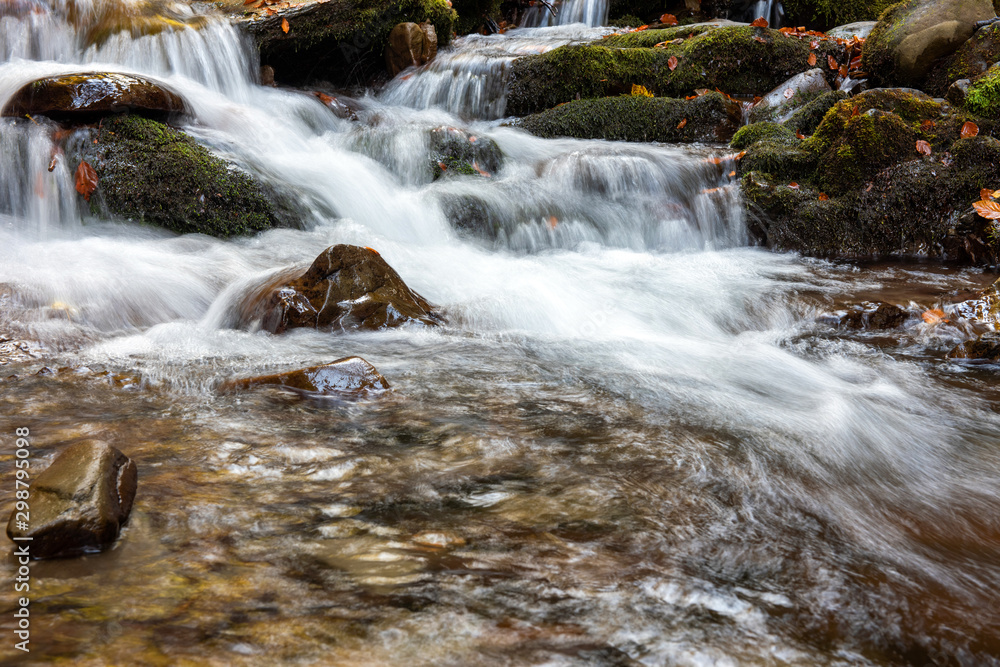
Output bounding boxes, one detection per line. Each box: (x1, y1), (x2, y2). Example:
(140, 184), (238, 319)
(810, 40), (819, 49)
(634, 24), (648, 31)
(973, 199), (1000, 219)
(818, 192), (829, 201)
(281, 17), (289, 33)
(921, 308), (948, 324)
(668, 55), (678, 71)
(915, 139), (932, 156)
(851, 106), (860, 117)
(631, 84), (653, 97)
(961, 121), (979, 139)
(754, 35), (766, 43)
(828, 55), (838, 70)
(438, 161), (447, 171)
(74, 161), (97, 201)
(547, 215), (558, 229)
(807, 52), (817, 66)
(920, 119), (935, 131)
(796, 129), (805, 139)
(728, 170), (736, 177)
(677, 118), (687, 129)
(784, 88), (794, 99)
(659, 13), (678, 26)
(751, 17), (768, 28)
(839, 64), (848, 78)
(365, 246), (380, 255)
(788, 182), (800, 189)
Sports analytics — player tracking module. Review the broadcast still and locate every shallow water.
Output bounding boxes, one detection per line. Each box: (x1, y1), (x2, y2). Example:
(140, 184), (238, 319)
(1, 3), (1000, 666)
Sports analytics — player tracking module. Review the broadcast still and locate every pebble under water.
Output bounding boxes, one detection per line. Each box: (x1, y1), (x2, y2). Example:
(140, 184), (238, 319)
(1, 2), (1000, 665)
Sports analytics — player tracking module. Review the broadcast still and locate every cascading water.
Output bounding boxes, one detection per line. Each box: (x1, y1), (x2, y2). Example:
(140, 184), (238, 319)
(519, 0), (609, 29)
(1, 1), (1000, 665)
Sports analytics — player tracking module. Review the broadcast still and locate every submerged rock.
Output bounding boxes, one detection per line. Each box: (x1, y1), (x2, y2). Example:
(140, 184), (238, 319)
(221, 356), (390, 395)
(430, 126), (502, 178)
(516, 92), (743, 143)
(2, 73), (185, 121)
(386, 21), (437, 77)
(840, 302), (908, 329)
(863, 0), (996, 88)
(73, 114), (281, 237)
(948, 331), (1000, 360)
(236, 244), (442, 333)
(6, 441), (137, 559)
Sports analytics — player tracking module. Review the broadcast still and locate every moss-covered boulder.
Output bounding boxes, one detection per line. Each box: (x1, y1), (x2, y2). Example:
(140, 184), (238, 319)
(237, 0), (457, 86)
(737, 89), (1000, 261)
(515, 92), (743, 143)
(862, 0), (996, 88)
(748, 68), (831, 126)
(506, 26), (847, 116)
(2, 73), (185, 121)
(780, 0), (897, 30)
(76, 115), (280, 237)
(926, 23), (1000, 95)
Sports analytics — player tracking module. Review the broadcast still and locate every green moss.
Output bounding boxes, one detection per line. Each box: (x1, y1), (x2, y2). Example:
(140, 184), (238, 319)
(965, 68), (1000, 117)
(598, 25), (713, 48)
(87, 115), (277, 237)
(860, 1), (917, 87)
(738, 141), (817, 180)
(780, 0), (897, 29)
(515, 92), (742, 143)
(507, 27), (845, 116)
(730, 122), (797, 150)
(607, 15), (643, 28)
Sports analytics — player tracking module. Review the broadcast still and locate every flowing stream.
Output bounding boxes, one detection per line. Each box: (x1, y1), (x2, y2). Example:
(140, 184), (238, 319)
(1, 2), (1000, 665)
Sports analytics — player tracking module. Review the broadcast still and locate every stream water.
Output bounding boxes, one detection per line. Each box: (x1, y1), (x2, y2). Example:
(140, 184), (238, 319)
(1, 2), (1000, 665)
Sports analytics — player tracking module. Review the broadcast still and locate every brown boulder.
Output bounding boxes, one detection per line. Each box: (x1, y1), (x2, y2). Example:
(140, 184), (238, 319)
(237, 244), (443, 333)
(948, 332), (1000, 360)
(840, 302), (908, 330)
(221, 356), (390, 395)
(2, 73), (185, 121)
(7, 441), (137, 559)
(386, 21), (437, 77)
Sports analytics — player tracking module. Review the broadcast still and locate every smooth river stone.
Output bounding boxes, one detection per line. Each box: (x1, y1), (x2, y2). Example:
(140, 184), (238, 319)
(2, 72), (185, 120)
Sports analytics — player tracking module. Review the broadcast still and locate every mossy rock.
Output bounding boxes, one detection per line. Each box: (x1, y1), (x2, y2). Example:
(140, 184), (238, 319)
(779, 0), (897, 30)
(730, 122), (797, 150)
(506, 26), (846, 116)
(243, 0), (457, 86)
(862, 0), (996, 88)
(926, 23), (1000, 95)
(515, 92), (743, 143)
(784, 90), (847, 135)
(79, 115), (279, 237)
(597, 25), (715, 48)
(737, 140), (817, 181)
(802, 88), (976, 194)
(429, 126), (502, 179)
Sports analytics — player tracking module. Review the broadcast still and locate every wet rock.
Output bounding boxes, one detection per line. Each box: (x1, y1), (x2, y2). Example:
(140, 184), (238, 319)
(70, 114), (281, 237)
(962, 64), (1000, 116)
(749, 69), (831, 126)
(221, 356), (390, 395)
(863, 0), (996, 88)
(386, 22), (437, 77)
(236, 244), (442, 333)
(947, 78), (972, 105)
(515, 92), (743, 143)
(430, 126), (502, 178)
(730, 122), (798, 150)
(2, 73), (184, 121)
(311, 91), (363, 120)
(236, 0), (456, 86)
(951, 276), (1000, 326)
(6, 441), (137, 559)
(506, 26), (847, 116)
(840, 302), (908, 329)
(826, 21), (878, 40)
(948, 331), (1000, 360)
